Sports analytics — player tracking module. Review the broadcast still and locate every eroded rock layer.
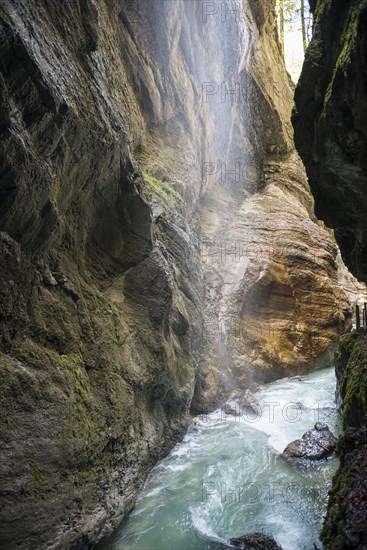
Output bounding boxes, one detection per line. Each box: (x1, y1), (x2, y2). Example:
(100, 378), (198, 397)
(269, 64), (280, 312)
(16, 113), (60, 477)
(193, 0), (352, 408)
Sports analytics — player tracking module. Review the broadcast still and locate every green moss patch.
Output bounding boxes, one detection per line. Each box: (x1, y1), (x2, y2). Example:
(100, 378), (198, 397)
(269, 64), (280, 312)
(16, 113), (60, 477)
(314, 0), (332, 23)
(73, 469), (94, 486)
(322, 332), (367, 548)
(143, 173), (181, 207)
(324, 0), (363, 105)
(321, 462), (350, 548)
(339, 332), (367, 429)
(12, 341), (97, 447)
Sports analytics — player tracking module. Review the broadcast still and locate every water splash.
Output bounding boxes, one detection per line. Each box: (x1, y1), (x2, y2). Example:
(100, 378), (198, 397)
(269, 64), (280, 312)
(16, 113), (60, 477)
(97, 367), (340, 550)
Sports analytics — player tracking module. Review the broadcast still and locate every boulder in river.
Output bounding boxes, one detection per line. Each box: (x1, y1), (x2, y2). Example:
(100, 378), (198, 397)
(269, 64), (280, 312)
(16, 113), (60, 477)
(229, 532), (283, 549)
(222, 403), (241, 417)
(207, 532), (283, 549)
(239, 389), (261, 415)
(281, 422), (337, 462)
(191, 416), (205, 427)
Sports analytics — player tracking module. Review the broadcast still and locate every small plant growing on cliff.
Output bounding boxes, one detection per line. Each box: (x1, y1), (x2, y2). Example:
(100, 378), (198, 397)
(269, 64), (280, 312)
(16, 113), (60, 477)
(143, 172), (181, 208)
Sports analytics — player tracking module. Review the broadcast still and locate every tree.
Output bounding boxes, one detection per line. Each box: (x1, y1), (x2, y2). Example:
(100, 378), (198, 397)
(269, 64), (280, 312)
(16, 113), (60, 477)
(300, 0), (307, 53)
(279, 0), (285, 57)
(277, 0), (312, 58)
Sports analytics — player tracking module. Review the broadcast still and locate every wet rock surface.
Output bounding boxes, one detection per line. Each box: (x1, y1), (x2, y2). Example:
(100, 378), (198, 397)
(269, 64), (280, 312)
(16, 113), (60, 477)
(322, 426), (367, 550)
(281, 422), (337, 462)
(207, 532), (283, 550)
(321, 332), (367, 549)
(293, 0), (367, 543)
(229, 533), (283, 549)
(193, 0), (355, 410)
(0, 1), (205, 547)
(222, 403), (241, 417)
(239, 389), (261, 415)
(293, 0), (367, 282)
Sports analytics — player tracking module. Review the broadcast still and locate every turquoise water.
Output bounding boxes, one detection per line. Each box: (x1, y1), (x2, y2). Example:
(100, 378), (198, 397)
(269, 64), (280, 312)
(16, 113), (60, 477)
(98, 368), (341, 550)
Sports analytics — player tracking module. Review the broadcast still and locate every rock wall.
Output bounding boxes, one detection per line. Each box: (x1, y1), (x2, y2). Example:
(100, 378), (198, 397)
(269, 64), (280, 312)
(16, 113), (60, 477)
(193, 0), (352, 408)
(0, 1), (204, 547)
(321, 331), (367, 549)
(293, 0), (367, 283)
(0, 0), (356, 547)
(293, 4), (367, 545)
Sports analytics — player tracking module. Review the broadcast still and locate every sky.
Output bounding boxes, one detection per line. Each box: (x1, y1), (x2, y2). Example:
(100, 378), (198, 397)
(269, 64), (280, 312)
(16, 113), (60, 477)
(281, 4), (313, 83)
(284, 25), (306, 82)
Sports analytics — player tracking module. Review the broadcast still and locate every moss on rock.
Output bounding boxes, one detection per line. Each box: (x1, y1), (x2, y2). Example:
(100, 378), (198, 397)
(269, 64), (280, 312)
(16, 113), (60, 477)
(143, 173), (182, 208)
(321, 332), (367, 548)
(293, 0), (367, 283)
(338, 331), (367, 429)
(324, 0), (364, 105)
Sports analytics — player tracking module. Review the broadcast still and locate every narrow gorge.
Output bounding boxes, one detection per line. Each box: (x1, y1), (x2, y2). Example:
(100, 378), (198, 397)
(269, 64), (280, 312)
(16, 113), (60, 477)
(0, 1), (366, 549)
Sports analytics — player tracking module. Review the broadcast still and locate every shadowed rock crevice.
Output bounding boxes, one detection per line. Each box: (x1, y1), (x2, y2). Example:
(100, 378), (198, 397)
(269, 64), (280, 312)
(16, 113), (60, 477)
(293, 0), (367, 283)
(293, 4), (367, 544)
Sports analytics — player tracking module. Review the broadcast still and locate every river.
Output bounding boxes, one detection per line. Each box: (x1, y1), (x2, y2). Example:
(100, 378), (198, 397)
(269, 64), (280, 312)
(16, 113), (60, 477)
(98, 367), (340, 550)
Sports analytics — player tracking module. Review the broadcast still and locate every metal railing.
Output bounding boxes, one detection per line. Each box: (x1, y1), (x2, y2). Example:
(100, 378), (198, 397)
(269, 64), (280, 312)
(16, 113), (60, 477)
(356, 302), (367, 330)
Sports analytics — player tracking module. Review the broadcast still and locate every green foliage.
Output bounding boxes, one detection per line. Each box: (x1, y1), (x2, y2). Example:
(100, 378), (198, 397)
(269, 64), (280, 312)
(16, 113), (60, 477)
(283, 0), (301, 24)
(32, 465), (50, 501)
(339, 331), (360, 355)
(107, 316), (129, 346)
(276, 0), (312, 45)
(314, 0), (332, 24)
(13, 342), (93, 417)
(12, 341), (99, 460)
(143, 173), (181, 207)
(334, 1), (361, 69)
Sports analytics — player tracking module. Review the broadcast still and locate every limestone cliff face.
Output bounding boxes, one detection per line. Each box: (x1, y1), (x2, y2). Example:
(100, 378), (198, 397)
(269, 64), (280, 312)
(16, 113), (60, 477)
(193, 0), (352, 407)
(0, 0), (355, 547)
(293, 0), (367, 283)
(0, 1), (204, 547)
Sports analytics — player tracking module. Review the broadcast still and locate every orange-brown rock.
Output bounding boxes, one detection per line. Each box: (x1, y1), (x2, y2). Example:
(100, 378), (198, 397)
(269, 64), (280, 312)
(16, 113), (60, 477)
(192, 2), (359, 408)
